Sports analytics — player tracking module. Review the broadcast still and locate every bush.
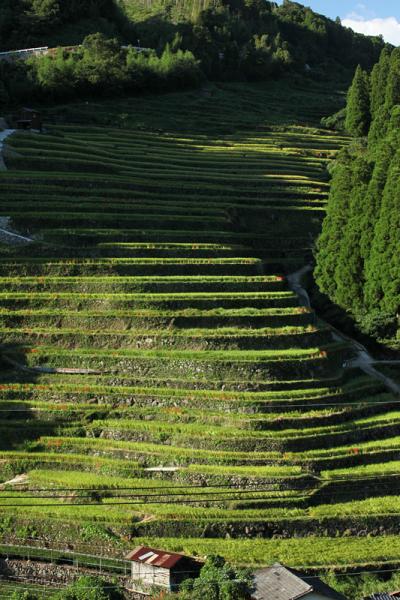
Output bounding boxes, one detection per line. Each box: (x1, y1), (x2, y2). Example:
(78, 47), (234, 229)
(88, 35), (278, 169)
(179, 555), (252, 600)
(54, 576), (124, 600)
(321, 108), (346, 131)
(10, 592), (39, 600)
(360, 310), (398, 339)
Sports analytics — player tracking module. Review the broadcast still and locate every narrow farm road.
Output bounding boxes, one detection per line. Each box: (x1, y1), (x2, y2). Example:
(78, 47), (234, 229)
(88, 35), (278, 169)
(0, 216), (33, 246)
(288, 265), (400, 396)
(287, 264), (313, 308)
(0, 128), (15, 171)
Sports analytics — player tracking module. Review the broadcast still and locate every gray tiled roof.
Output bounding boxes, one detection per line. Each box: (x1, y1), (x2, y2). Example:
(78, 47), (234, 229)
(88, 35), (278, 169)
(252, 563), (347, 600)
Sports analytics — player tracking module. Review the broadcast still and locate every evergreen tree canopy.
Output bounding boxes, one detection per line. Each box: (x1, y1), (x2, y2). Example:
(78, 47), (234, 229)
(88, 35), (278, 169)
(370, 47), (391, 117)
(345, 65), (371, 136)
(385, 47), (400, 110)
(316, 48), (400, 344)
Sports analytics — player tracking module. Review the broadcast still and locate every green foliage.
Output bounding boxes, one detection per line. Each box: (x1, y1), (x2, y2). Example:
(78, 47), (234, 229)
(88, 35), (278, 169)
(384, 47), (400, 110)
(316, 46), (400, 344)
(370, 47), (391, 118)
(333, 155), (372, 313)
(0, 0), (121, 50)
(344, 65), (371, 136)
(0, 33), (202, 106)
(320, 107), (346, 131)
(179, 555), (252, 600)
(53, 576), (123, 600)
(323, 571), (400, 600)
(10, 592), (39, 600)
(0, 0), (385, 88)
(364, 148), (400, 315)
(314, 150), (355, 299)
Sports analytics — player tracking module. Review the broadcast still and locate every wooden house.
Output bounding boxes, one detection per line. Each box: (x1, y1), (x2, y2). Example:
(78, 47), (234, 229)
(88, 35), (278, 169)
(252, 563), (347, 600)
(16, 108), (42, 131)
(125, 545), (202, 591)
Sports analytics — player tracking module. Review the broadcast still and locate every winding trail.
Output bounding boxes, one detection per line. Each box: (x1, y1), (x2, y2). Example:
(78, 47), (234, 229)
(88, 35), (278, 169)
(0, 216), (33, 246)
(0, 128), (15, 171)
(287, 264), (313, 309)
(0, 130), (34, 245)
(2, 353), (101, 375)
(288, 264), (400, 396)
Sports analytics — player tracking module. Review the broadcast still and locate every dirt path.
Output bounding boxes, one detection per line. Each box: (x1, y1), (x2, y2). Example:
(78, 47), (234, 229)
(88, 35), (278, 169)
(288, 265), (400, 396)
(287, 264), (313, 309)
(0, 473), (29, 488)
(0, 129), (15, 172)
(2, 353), (101, 375)
(0, 216), (33, 246)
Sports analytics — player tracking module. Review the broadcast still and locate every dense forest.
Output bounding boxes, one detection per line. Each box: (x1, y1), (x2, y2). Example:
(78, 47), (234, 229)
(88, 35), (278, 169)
(0, 0), (387, 107)
(315, 47), (400, 347)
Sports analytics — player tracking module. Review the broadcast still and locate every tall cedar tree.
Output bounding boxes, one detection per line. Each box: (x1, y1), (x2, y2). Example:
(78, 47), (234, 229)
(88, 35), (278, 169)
(370, 47), (391, 118)
(364, 147), (400, 316)
(334, 156), (372, 314)
(345, 65), (371, 136)
(314, 155), (355, 300)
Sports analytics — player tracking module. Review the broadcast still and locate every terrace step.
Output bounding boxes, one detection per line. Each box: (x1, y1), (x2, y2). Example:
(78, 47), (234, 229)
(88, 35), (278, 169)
(0, 307), (314, 329)
(0, 275), (287, 293)
(0, 257), (263, 276)
(0, 291), (299, 311)
(17, 343), (348, 382)
(0, 325), (332, 351)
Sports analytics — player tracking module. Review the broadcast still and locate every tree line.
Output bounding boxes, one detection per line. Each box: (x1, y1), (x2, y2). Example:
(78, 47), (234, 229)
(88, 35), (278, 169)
(125, 0), (386, 80)
(315, 47), (400, 343)
(0, 0), (386, 100)
(0, 33), (202, 106)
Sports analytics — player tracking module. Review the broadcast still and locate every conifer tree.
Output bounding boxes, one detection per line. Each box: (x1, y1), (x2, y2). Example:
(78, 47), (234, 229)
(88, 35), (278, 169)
(314, 153), (355, 300)
(345, 65), (371, 136)
(317, 46), (399, 343)
(334, 156), (372, 314)
(364, 148), (400, 318)
(385, 47), (400, 110)
(370, 47), (391, 118)
(359, 138), (395, 264)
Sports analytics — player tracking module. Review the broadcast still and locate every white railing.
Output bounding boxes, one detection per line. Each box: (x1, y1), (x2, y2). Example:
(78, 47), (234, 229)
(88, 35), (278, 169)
(0, 47), (49, 60)
(0, 44), (150, 61)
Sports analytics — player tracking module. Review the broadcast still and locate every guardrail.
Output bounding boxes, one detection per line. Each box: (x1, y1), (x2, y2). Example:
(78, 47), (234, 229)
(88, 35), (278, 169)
(0, 44), (150, 62)
(0, 47), (49, 60)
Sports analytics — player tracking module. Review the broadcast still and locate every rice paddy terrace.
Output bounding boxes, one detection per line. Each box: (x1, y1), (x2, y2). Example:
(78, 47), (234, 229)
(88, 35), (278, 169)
(0, 81), (399, 570)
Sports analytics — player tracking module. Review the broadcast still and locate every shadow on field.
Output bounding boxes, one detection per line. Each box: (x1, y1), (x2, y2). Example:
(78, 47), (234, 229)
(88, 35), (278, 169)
(0, 346), (58, 450)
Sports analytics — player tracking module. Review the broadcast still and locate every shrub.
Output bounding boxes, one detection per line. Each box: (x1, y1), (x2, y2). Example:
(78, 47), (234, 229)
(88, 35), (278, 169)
(54, 576), (124, 600)
(179, 555), (252, 600)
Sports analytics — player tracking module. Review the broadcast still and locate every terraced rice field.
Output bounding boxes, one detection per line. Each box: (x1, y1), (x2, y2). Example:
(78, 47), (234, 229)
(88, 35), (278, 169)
(0, 81), (399, 570)
(0, 581), (54, 598)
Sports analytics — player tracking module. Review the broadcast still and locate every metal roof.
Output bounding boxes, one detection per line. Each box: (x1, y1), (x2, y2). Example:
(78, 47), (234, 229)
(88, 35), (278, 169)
(125, 546), (187, 570)
(252, 563), (347, 600)
(365, 595), (396, 600)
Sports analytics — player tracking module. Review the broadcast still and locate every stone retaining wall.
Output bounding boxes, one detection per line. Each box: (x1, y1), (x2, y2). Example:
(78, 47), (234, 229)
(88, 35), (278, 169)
(0, 559), (148, 598)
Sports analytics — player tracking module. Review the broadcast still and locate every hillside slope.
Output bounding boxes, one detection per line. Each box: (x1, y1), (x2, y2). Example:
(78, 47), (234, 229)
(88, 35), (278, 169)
(0, 80), (399, 577)
(0, 0), (385, 81)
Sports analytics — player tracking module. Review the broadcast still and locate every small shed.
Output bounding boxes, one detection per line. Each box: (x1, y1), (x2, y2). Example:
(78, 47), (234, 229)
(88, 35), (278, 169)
(125, 545), (202, 591)
(252, 563), (347, 600)
(16, 108), (42, 131)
